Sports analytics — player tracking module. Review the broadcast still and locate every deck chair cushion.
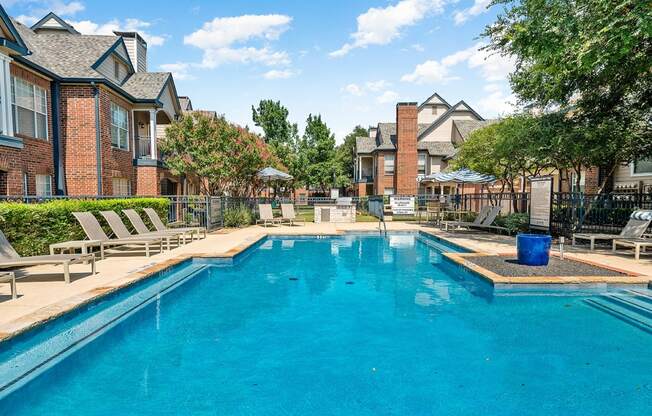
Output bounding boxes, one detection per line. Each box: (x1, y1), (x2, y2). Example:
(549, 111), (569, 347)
(630, 210), (652, 221)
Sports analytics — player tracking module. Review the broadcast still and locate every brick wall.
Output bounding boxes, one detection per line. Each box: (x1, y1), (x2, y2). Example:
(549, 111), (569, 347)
(395, 103), (418, 194)
(135, 166), (159, 195)
(374, 152), (396, 195)
(60, 85), (135, 195)
(0, 64), (54, 195)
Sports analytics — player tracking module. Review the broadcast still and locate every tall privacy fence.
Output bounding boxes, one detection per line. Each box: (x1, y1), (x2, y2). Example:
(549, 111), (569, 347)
(1, 191), (650, 236)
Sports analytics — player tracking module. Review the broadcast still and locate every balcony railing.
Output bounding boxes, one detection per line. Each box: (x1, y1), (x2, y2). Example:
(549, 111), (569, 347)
(357, 173), (374, 183)
(135, 136), (160, 160)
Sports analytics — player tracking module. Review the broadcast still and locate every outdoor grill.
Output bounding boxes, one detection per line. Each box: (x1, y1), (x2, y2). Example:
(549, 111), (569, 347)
(314, 197), (356, 223)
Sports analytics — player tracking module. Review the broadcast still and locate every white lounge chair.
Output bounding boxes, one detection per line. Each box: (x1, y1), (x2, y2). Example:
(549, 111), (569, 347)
(143, 208), (207, 240)
(280, 204), (305, 226)
(0, 230), (95, 284)
(472, 206), (510, 234)
(73, 212), (163, 259)
(441, 205), (492, 232)
(0, 271), (16, 300)
(612, 237), (652, 261)
(256, 204), (280, 227)
(573, 210), (652, 250)
(100, 211), (180, 251)
(123, 209), (192, 244)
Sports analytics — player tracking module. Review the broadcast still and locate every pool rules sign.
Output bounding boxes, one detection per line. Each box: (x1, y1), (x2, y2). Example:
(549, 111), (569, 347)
(529, 176), (553, 233)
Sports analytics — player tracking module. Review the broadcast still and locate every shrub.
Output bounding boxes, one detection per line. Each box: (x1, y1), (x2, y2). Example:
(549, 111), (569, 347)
(494, 213), (529, 234)
(223, 205), (253, 227)
(0, 198), (169, 256)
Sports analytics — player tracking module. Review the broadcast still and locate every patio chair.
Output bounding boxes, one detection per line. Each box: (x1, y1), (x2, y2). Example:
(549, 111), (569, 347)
(472, 206), (511, 235)
(123, 209), (192, 244)
(143, 208), (207, 240)
(100, 211), (180, 251)
(280, 204), (305, 226)
(612, 237), (652, 261)
(0, 271), (16, 300)
(441, 205), (492, 232)
(572, 210), (652, 250)
(73, 212), (163, 259)
(0, 230), (95, 284)
(256, 204), (280, 227)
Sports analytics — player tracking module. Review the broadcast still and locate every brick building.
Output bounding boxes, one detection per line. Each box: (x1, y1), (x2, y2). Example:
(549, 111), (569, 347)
(0, 8), (199, 197)
(354, 92), (491, 196)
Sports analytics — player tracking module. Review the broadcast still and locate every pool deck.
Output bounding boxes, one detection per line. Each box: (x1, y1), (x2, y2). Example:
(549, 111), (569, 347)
(0, 222), (650, 341)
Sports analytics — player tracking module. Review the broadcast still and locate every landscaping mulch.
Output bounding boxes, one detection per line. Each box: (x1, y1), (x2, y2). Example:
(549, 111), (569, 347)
(464, 255), (627, 277)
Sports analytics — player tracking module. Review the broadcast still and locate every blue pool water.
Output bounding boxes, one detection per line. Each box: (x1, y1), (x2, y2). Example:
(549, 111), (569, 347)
(0, 233), (651, 415)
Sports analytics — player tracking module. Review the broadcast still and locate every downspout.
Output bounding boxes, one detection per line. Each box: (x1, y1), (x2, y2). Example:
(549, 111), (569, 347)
(91, 82), (102, 195)
(50, 80), (65, 194)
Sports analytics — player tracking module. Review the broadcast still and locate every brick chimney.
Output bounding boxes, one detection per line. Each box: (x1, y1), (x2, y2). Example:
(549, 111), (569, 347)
(396, 102), (418, 194)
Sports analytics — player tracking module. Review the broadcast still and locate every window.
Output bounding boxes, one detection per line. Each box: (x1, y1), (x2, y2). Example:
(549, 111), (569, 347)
(418, 153), (427, 175)
(384, 154), (395, 175)
(112, 178), (131, 196)
(110, 102), (129, 150)
(114, 60), (120, 80)
(35, 174), (52, 196)
(383, 188), (394, 196)
(633, 158), (652, 175)
(11, 77), (48, 140)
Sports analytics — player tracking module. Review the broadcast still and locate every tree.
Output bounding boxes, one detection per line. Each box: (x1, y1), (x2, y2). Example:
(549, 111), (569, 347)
(299, 114), (340, 193)
(251, 100), (299, 170)
(483, 0), (652, 189)
(337, 125), (367, 182)
(160, 113), (273, 196)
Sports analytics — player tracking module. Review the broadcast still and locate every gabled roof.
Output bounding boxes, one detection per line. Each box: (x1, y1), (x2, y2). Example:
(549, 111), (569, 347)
(122, 72), (172, 100)
(418, 92), (451, 111)
(418, 100), (484, 139)
(179, 96), (193, 112)
(358, 122), (449, 155)
(453, 119), (497, 141)
(91, 37), (135, 76)
(355, 136), (375, 154)
(0, 5), (29, 55)
(30, 12), (80, 34)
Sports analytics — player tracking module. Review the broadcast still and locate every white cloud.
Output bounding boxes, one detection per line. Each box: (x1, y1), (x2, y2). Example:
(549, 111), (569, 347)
(365, 80), (391, 92)
(330, 0), (445, 57)
(184, 14), (292, 68)
(401, 60), (458, 84)
(411, 43), (425, 52)
(159, 63), (195, 80)
(263, 69), (298, 79)
(477, 87), (517, 115)
(402, 43), (514, 84)
(51, 0), (84, 16)
(14, 1), (84, 26)
(71, 18), (167, 46)
(15, 15), (39, 26)
(342, 83), (364, 96)
(377, 90), (399, 103)
(454, 0), (492, 25)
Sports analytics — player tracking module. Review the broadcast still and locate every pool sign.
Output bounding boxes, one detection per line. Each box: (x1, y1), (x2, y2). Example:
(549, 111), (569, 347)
(390, 196), (415, 215)
(529, 176), (553, 232)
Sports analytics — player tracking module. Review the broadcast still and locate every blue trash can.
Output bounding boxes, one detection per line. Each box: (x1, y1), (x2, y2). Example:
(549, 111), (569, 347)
(517, 234), (552, 266)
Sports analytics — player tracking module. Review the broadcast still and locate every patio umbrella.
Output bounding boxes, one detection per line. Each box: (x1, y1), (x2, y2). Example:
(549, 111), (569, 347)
(257, 167), (293, 198)
(421, 168), (495, 185)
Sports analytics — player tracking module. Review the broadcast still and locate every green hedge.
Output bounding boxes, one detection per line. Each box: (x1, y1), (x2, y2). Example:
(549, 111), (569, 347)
(0, 198), (169, 256)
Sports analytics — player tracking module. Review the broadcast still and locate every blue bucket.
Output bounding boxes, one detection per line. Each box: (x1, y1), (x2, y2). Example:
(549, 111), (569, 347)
(516, 234), (552, 266)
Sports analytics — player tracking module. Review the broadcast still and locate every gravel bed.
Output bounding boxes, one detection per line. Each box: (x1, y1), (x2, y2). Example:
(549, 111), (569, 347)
(464, 255), (626, 277)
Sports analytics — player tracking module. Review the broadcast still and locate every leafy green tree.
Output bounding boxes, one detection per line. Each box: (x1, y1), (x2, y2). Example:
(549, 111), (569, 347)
(251, 100), (299, 169)
(483, 0), (652, 189)
(299, 114), (341, 193)
(160, 113), (271, 196)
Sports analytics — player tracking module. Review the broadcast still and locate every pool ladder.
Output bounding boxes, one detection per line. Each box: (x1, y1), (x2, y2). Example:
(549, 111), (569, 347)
(584, 289), (652, 334)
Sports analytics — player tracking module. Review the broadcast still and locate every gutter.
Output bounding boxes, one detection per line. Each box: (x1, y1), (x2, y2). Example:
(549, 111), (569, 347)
(91, 82), (102, 195)
(50, 81), (65, 194)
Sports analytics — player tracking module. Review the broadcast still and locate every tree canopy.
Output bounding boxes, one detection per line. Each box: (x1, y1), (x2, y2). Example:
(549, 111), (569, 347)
(251, 100), (299, 173)
(160, 113), (273, 196)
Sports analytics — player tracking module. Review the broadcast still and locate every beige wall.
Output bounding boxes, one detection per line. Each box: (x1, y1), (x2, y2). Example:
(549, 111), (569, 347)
(417, 104), (447, 124)
(613, 162), (652, 190)
(420, 112), (477, 142)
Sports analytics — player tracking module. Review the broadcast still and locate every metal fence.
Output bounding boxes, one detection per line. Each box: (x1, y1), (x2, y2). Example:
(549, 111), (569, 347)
(2, 192), (650, 235)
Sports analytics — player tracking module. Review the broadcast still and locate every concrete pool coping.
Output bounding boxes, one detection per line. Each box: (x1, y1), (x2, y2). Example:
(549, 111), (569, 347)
(0, 222), (650, 342)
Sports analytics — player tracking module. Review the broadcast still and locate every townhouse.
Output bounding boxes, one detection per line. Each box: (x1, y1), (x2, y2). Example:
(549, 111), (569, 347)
(354, 92), (493, 196)
(0, 7), (197, 197)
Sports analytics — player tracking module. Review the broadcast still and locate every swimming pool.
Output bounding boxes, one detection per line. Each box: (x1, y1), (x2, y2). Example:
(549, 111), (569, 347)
(0, 232), (650, 415)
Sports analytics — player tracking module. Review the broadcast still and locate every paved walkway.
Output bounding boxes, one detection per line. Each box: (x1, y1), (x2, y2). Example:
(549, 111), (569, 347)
(0, 222), (650, 339)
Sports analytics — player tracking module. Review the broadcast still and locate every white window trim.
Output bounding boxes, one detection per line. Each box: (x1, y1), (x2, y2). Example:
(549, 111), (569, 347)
(11, 76), (49, 140)
(630, 161), (652, 177)
(384, 154), (395, 175)
(110, 102), (129, 150)
(417, 153), (427, 175)
(0, 53), (14, 137)
(35, 174), (52, 196)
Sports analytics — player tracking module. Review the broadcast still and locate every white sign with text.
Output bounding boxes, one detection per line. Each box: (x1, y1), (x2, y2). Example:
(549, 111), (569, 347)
(390, 196), (415, 215)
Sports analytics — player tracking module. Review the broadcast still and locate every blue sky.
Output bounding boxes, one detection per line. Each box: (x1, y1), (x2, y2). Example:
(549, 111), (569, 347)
(7, 0), (515, 141)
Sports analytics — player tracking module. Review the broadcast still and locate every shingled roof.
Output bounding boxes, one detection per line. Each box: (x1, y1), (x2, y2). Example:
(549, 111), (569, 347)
(122, 72), (172, 100)
(452, 119), (497, 141)
(356, 123), (455, 156)
(355, 136), (376, 154)
(11, 16), (175, 104)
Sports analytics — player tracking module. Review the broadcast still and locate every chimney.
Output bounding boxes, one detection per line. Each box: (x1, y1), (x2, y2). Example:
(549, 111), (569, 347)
(396, 102), (418, 194)
(369, 126), (377, 138)
(114, 31), (148, 72)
